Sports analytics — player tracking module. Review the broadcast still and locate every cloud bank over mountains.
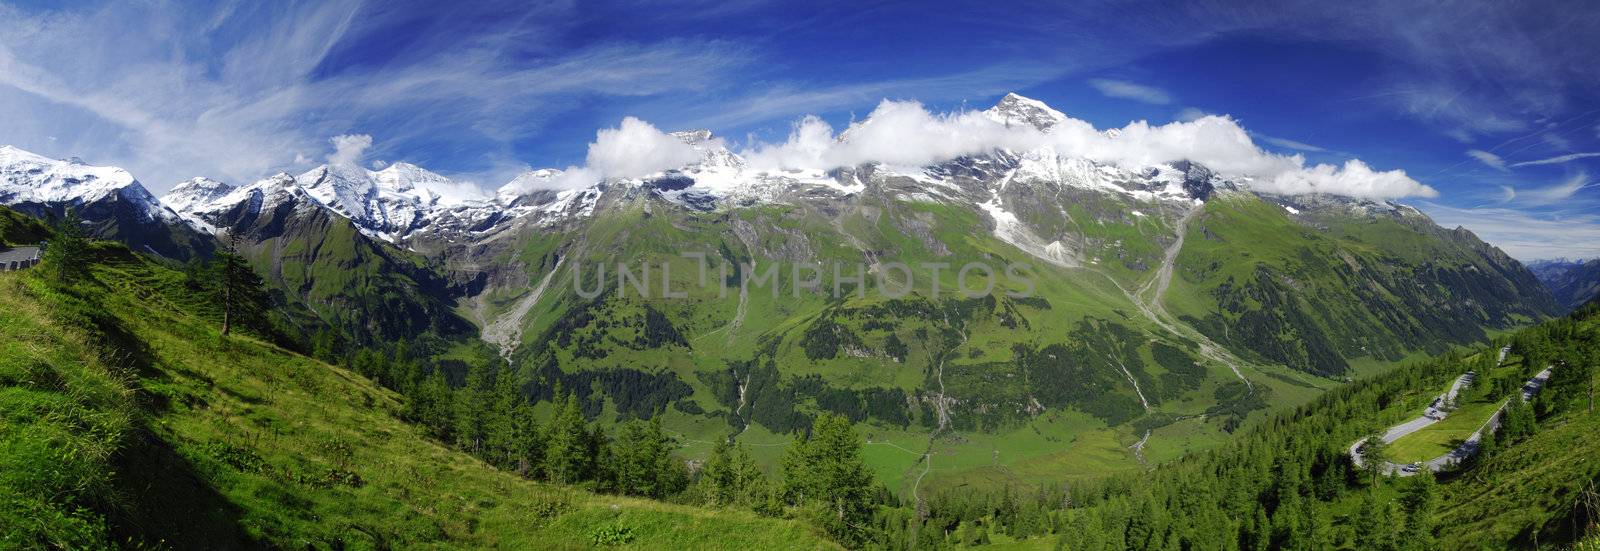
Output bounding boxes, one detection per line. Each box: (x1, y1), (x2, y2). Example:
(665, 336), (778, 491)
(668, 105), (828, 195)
(554, 99), (1436, 200)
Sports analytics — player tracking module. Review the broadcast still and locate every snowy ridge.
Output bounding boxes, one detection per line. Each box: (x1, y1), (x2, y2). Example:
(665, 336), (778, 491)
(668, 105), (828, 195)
(163, 177), (236, 214)
(9, 91), (1234, 259)
(0, 145), (179, 223)
(10, 93), (1404, 265)
(295, 162), (489, 241)
(978, 169), (1082, 268)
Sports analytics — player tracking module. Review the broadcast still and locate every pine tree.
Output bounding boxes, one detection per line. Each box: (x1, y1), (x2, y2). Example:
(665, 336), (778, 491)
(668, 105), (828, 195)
(215, 234), (266, 337)
(1355, 490), (1397, 551)
(403, 369), (455, 442)
(1398, 470), (1438, 551)
(452, 364), (491, 455)
(485, 371), (539, 473)
(1247, 505), (1271, 551)
(1272, 487), (1305, 547)
(511, 393), (542, 475)
(1501, 397), (1537, 444)
(1475, 427), (1498, 465)
(609, 416), (684, 498)
(781, 413), (876, 546)
(1305, 500), (1334, 551)
(544, 391), (589, 484)
(42, 210), (89, 284)
(588, 423), (613, 493)
(700, 438), (766, 508)
(311, 328), (340, 361)
(1361, 432), (1391, 486)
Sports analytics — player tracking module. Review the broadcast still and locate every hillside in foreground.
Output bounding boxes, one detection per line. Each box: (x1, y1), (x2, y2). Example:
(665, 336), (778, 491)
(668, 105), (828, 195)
(1043, 297), (1600, 550)
(0, 241), (829, 549)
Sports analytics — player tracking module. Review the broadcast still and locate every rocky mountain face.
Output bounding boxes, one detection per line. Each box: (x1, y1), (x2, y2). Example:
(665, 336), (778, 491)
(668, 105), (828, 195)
(162, 170), (475, 345)
(1528, 258), (1600, 312)
(0, 93), (1563, 482)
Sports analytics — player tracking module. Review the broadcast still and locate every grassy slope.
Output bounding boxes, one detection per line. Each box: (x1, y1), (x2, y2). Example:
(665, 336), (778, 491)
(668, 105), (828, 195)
(1436, 404), (1600, 548)
(0, 204), (50, 247)
(515, 194), (1262, 496)
(492, 188), (1550, 498)
(238, 205), (471, 345)
(1433, 348), (1600, 548)
(0, 244), (830, 549)
(1169, 194), (1547, 378)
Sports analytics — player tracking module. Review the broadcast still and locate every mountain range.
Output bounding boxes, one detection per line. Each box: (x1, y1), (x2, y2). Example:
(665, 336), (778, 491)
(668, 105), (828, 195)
(1527, 258), (1600, 312)
(0, 93), (1565, 491)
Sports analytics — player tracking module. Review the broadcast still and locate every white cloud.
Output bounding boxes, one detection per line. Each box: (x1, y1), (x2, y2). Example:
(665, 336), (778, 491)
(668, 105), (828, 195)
(1445, 129), (1476, 144)
(1542, 133), (1573, 151)
(1088, 78), (1171, 105)
(1515, 172), (1594, 205)
(745, 100), (1042, 169)
(1466, 149), (1508, 171)
(740, 99), (1436, 200)
(1256, 159), (1436, 199)
(0, 2), (748, 193)
(1174, 107), (1213, 122)
(585, 117), (703, 179)
(327, 134), (372, 167)
(1255, 134), (1327, 152)
(507, 117), (704, 192)
(1421, 202), (1600, 260)
(552, 167), (603, 191)
(1510, 152), (1600, 167)
(1498, 185), (1517, 202)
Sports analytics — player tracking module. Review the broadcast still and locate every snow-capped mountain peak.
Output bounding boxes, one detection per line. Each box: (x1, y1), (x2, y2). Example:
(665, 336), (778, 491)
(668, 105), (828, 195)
(286, 162), (494, 240)
(0, 144), (176, 223)
(672, 129), (744, 170)
(373, 162), (482, 206)
(162, 177), (236, 214)
(498, 169), (564, 205)
(985, 92), (1068, 131)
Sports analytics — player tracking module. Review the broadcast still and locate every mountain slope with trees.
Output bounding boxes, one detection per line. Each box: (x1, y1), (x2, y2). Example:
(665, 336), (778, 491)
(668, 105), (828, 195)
(0, 235), (830, 549)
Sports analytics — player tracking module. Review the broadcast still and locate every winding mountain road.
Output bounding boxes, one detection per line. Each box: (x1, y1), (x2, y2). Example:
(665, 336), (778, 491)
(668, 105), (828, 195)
(1351, 372), (1474, 459)
(1350, 352), (1551, 477)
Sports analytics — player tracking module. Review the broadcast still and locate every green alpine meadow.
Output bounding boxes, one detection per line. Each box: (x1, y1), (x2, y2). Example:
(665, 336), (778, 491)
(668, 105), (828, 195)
(4, 2), (1600, 548)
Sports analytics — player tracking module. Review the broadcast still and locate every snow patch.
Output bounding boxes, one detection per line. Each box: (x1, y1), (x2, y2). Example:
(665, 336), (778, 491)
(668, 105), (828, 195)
(978, 191), (1079, 268)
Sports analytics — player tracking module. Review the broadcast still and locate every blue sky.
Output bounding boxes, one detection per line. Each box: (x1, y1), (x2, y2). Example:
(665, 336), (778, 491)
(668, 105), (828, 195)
(1, 0), (1597, 259)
